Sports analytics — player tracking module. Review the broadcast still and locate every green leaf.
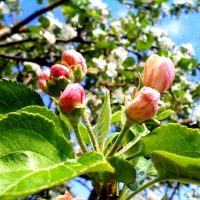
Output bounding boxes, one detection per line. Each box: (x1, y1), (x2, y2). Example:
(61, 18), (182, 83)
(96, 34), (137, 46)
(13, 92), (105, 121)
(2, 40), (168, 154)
(155, 110), (174, 121)
(103, 132), (120, 155)
(111, 110), (121, 123)
(17, 106), (70, 140)
(27, 26), (41, 34)
(152, 151), (200, 184)
(136, 40), (152, 51)
(0, 79), (44, 114)
(96, 42), (110, 49)
(94, 88), (111, 150)
(122, 57), (135, 68)
(132, 124), (200, 158)
(99, 157), (136, 185)
(39, 16), (50, 29)
(78, 122), (90, 144)
(0, 111), (113, 199)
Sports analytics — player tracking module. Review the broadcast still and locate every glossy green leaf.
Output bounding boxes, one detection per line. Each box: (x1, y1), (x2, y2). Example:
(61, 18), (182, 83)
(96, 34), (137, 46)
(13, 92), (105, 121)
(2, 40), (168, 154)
(122, 57), (135, 68)
(103, 132), (120, 155)
(0, 111), (113, 199)
(27, 26), (41, 34)
(136, 40), (152, 51)
(99, 157), (136, 185)
(152, 151), (200, 184)
(0, 79), (44, 115)
(94, 88), (111, 150)
(39, 16), (50, 28)
(132, 124), (200, 158)
(155, 110), (174, 121)
(17, 106), (70, 139)
(78, 122), (90, 144)
(111, 110), (121, 123)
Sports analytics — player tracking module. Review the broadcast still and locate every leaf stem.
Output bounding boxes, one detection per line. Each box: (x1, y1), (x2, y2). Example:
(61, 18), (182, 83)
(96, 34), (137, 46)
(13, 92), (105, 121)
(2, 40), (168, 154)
(83, 113), (100, 152)
(73, 125), (88, 153)
(126, 178), (160, 200)
(118, 184), (130, 200)
(106, 118), (134, 157)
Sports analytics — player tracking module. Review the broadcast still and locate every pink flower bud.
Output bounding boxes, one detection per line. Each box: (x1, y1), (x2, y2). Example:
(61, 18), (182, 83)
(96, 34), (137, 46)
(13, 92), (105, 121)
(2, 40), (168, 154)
(56, 191), (73, 200)
(38, 68), (50, 93)
(142, 54), (175, 93)
(61, 50), (87, 73)
(55, 191), (85, 200)
(50, 64), (69, 79)
(59, 83), (85, 112)
(126, 87), (160, 122)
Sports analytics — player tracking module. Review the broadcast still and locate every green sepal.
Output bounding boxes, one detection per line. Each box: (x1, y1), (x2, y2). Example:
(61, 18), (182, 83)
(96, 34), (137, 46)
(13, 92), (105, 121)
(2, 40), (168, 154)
(59, 105), (85, 128)
(74, 65), (86, 83)
(46, 79), (61, 97)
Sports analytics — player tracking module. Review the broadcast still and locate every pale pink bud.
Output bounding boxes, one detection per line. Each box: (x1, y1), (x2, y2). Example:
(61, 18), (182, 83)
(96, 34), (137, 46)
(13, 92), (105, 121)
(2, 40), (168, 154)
(50, 64), (69, 79)
(61, 50), (87, 73)
(38, 68), (50, 93)
(143, 54), (175, 93)
(56, 191), (73, 200)
(59, 83), (85, 112)
(126, 87), (160, 122)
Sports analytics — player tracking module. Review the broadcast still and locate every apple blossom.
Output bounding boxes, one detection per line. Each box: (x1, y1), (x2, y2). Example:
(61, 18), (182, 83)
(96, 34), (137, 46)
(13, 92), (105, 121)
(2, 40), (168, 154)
(142, 54), (175, 93)
(50, 64), (69, 79)
(38, 68), (50, 94)
(61, 50), (87, 73)
(126, 87), (160, 122)
(59, 83), (85, 113)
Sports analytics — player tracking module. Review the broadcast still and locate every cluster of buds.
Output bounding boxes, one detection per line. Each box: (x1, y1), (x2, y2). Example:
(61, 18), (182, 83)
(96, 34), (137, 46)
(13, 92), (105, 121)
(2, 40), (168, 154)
(38, 50), (87, 97)
(38, 50), (87, 125)
(56, 191), (84, 200)
(126, 54), (175, 122)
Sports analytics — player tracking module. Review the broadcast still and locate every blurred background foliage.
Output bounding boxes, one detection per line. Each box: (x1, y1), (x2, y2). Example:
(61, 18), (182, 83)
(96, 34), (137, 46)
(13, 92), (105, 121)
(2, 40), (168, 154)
(0, 0), (200, 199)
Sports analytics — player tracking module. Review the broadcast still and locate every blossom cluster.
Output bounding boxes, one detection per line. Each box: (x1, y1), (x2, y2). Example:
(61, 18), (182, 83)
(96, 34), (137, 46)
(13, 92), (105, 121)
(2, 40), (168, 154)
(38, 50), (86, 113)
(126, 54), (175, 122)
(39, 50), (175, 123)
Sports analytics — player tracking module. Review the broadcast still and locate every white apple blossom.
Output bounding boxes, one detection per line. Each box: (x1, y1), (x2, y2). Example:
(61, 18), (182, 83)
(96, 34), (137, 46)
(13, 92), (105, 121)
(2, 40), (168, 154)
(158, 37), (175, 50)
(0, 2), (9, 14)
(106, 62), (118, 77)
(110, 20), (122, 32)
(42, 30), (56, 45)
(181, 43), (195, 56)
(92, 57), (107, 70)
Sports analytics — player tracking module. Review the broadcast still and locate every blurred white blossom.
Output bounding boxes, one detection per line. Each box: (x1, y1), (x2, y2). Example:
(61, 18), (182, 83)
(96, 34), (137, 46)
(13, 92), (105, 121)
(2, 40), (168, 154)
(158, 37), (175, 50)
(110, 20), (122, 32)
(24, 62), (41, 75)
(0, 2), (9, 14)
(181, 43), (195, 56)
(150, 27), (167, 38)
(194, 105), (200, 122)
(42, 30), (56, 44)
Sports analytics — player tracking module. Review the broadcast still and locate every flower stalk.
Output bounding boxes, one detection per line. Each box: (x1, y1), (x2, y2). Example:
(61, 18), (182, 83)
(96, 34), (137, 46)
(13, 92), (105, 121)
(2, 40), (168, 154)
(106, 118), (134, 157)
(73, 125), (88, 153)
(83, 113), (100, 152)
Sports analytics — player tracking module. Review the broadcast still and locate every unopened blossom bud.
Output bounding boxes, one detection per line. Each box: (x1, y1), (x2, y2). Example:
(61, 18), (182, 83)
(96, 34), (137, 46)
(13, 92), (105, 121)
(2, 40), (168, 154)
(61, 50), (87, 73)
(55, 191), (84, 200)
(50, 64), (69, 79)
(38, 68), (50, 94)
(59, 83), (85, 113)
(126, 87), (160, 122)
(142, 54), (175, 93)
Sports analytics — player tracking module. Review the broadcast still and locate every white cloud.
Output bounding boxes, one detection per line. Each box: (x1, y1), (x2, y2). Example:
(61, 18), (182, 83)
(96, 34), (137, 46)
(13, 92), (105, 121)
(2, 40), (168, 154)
(161, 20), (184, 37)
(117, 9), (127, 18)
